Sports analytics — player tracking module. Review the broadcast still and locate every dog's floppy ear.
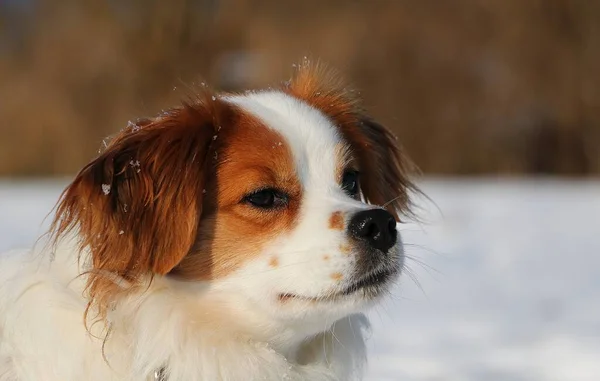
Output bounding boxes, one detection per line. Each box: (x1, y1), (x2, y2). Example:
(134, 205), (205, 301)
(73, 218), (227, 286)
(50, 95), (227, 316)
(350, 116), (418, 221)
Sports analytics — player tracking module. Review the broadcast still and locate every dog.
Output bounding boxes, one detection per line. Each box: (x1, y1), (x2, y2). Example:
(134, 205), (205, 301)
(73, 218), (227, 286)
(0, 62), (417, 381)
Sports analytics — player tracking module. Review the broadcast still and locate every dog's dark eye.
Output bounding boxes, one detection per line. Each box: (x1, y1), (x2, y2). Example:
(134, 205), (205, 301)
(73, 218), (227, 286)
(341, 170), (360, 197)
(244, 189), (287, 209)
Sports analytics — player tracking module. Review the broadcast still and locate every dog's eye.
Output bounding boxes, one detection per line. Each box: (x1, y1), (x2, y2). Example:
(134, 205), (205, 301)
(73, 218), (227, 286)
(244, 189), (287, 209)
(341, 170), (360, 197)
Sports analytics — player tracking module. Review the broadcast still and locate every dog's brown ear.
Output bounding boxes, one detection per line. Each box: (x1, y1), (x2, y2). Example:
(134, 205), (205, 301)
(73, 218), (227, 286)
(50, 96), (227, 316)
(282, 60), (419, 220)
(348, 116), (419, 221)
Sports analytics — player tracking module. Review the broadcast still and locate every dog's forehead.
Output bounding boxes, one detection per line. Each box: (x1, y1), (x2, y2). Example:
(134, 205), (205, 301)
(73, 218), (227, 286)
(225, 91), (344, 185)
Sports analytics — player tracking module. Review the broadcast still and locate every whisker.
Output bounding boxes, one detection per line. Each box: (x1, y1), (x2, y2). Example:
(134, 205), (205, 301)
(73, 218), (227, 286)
(382, 194), (405, 208)
(387, 292), (422, 304)
(402, 243), (446, 257)
(409, 190), (443, 220)
(373, 306), (387, 328)
(402, 264), (428, 299)
(330, 320), (348, 356)
(347, 315), (358, 344)
(403, 255), (440, 275)
(323, 316), (330, 366)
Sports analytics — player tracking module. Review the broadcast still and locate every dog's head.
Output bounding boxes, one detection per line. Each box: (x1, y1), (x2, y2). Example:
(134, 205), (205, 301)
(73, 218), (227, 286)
(51, 63), (418, 337)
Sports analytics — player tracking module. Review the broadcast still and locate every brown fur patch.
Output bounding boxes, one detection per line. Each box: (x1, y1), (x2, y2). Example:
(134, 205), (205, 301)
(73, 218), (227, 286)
(322, 254), (330, 261)
(50, 92), (302, 321)
(269, 257), (279, 268)
(328, 211), (344, 230)
(50, 92), (230, 321)
(339, 244), (351, 255)
(330, 272), (343, 281)
(173, 106), (302, 281)
(283, 60), (419, 221)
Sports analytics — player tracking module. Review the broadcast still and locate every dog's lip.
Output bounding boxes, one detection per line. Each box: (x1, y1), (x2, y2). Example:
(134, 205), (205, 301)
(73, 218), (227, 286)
(278, 267), (398, 303)
(339, 267), (397, 295)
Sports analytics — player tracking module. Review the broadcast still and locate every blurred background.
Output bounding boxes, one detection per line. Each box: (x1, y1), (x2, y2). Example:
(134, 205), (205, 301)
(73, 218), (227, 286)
(1, 0), (599, 176)
(1, 1), (599, 380)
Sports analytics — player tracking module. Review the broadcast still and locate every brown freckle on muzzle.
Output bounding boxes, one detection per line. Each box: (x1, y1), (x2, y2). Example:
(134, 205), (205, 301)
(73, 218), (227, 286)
(322, 254), (330, 261)
(339, 244), (351, 255)
(330, 272), (343, 281)
(329, 211), (344, 230)
(269, 257), (279, 268)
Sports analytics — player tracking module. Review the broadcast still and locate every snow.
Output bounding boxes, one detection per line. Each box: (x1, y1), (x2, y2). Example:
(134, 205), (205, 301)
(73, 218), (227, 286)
(1, 178), (599, 380)
(127, 120), (140, 132)
(366, 179), (600, 381)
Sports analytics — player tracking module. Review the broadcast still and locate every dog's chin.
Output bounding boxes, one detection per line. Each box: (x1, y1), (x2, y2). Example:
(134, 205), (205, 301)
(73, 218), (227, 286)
(277, 266), (401, 306)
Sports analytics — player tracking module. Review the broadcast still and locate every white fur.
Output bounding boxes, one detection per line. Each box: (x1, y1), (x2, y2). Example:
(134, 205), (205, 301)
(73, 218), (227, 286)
(0, 91), (403, 380)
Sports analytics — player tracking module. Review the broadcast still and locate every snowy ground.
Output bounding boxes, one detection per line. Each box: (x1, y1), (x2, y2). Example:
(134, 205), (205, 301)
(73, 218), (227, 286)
(1, 178), (599, 381)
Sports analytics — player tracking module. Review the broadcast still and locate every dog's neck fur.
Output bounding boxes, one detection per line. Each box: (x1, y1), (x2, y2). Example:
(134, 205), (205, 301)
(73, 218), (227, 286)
(0, 238), (368, 381)
(101, 271), (369, 381)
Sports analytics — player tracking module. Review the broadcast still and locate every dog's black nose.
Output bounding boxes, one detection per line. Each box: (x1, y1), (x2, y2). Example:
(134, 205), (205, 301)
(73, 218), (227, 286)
(348, 209), (397, 252)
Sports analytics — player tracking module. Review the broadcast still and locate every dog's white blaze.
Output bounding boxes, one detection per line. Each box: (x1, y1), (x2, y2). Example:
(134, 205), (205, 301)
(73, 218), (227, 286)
(224, 92), (388, 337)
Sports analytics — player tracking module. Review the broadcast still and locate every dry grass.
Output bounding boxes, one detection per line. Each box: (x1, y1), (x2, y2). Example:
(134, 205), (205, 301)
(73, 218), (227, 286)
(1, 0), (598, 176)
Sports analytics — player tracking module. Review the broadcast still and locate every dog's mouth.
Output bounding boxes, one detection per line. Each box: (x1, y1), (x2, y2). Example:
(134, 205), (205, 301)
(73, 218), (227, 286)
(340, 268), (397, 295)
(278, 267), (398, 303)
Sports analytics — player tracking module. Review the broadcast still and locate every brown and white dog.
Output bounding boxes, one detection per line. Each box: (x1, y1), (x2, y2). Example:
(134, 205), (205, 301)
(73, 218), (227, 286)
(0, 63), (417, 381)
